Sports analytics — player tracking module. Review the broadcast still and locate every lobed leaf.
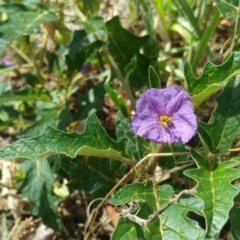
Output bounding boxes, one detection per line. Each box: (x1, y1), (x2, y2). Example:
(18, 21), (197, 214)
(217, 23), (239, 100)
(198, 78), (240, 152)
(116, 113), (150, 160)
(184, 51), (240, 108)
(19, 158), (61, 230)
(0, 3), (58, 55)
(0, 85), (52, 103)
(18, 103), (72, 138)
(0, 114), (129, 160)
(60, 156), (122, 198)
(105, 16), (149, 71)
(110, 181), (205, 240)
(73, 82), (105, 121)
(229, 182), (240, 240)
(80, 16), (108, 42)
(67, 29), (88, 58)
(184, 150), (240, 238)
(215, 0), (239, 18)
(129, 53), (152, 88)
(160, 143), (191, 169)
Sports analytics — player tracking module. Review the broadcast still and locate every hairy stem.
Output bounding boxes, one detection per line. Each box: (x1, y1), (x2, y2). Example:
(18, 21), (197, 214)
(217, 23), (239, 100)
(146, 143), (165, 175)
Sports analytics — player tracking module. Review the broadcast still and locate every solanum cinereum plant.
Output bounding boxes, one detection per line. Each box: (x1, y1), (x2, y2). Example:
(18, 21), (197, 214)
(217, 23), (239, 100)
(1, 53), (240, 240)
(109, 50), (240, 238)
(1, 1), (240, 239)
(109, 77), (240, 240)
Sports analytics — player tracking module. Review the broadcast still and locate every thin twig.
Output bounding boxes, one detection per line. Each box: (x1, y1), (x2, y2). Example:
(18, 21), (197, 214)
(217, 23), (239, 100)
(121, 188), (196, 226)
(146, 144), (165, 174)
(7, 218), (21, 240)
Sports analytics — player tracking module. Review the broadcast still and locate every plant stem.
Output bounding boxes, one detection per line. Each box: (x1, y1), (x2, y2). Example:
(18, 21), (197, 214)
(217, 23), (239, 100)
(146, 143), (165, 175)
(72, 0), (86, 21)
(103, 45), (136, 110)
(11, 45), (33, 65)
(176, 0), (212, 60)
(192, 10), (220, 71)
(231, 0), (240, 52)
(11, 44), (45, 84)
(151, 0), (170, 42)
(177, 0), (202, 37)
(121, 188), (196, 226)
(0, 63), (33, 75)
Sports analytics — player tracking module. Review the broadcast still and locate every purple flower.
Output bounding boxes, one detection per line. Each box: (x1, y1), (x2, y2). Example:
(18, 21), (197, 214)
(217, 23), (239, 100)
(80, 62), (92, 74)
(131, 86), (197, 144)
(1, 59), (13, 67)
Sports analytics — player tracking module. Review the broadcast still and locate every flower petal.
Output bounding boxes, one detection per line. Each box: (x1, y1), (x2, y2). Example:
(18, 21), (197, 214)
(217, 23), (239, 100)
(165, 87), (190, 115)
(132, 86), (197, 144)
(171, 113), (197, 143)
(131, 114), (174, 143)
(136, 88), (165, 116)
(131, 114), (159, 137)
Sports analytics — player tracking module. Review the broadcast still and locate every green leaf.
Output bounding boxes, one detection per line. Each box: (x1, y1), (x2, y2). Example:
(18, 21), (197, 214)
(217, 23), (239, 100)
(0, 3), (58, 55)
(0, 82), (11, 94)
(148, 65), (161, 88)
(19, 158), (61, 230)
(0, 114), (129, 160)
(184, 51), (240, 108)
(0, 85), (52, 103)
(124, 55), (137, 76)
(110, 181), (205, 240)
(73, 81), (105, 121)
(129, 53), (152, 88)
(197, 124), (219, 154)
(184, 150), (240, 238)
(67, 29), (87, 58)
(105, 85), (128, 118)
(18, 108), (58, 138)
(18, 103), (72, 138)
(215, 0), (239, 18)
(66, 41), (100, 75)
(116, 113), (150, 160)
(78, 0), (100, 14)
(143, 34), (161, 59)
(80, 16), (108, 42)
(60, 156), (122, 198)
(229, 183), (240, 240)
(160, 143), (191, 169)
(198, 78), (240, 152)
(106, 16), (149, 71)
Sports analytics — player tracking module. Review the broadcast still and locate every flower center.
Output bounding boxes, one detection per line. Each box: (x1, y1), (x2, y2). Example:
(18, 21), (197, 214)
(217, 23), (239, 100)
(160, 115), (172, 127)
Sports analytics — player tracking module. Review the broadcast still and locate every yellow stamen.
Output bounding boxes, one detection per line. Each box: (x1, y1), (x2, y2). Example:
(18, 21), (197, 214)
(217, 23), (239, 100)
(160, 115), (172, 127)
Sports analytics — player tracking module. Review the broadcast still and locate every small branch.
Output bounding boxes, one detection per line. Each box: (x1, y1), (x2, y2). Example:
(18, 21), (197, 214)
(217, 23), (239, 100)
(7, 218), (21, 240)
(0, 181), (17, 189)
(11, 45), (33, 65)
(146, 144), (165, 175)
(147, 189), (196, 223)
(121, 188), (196, 226)
(72, 0), (86, 21)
